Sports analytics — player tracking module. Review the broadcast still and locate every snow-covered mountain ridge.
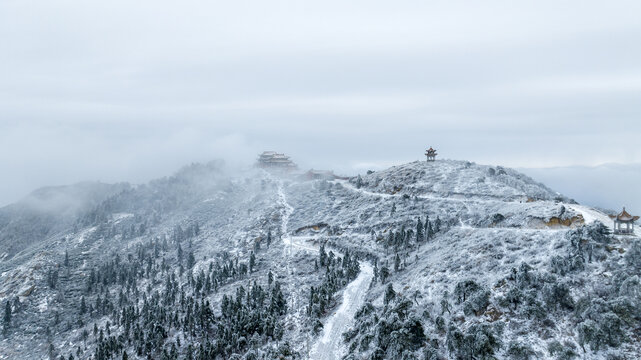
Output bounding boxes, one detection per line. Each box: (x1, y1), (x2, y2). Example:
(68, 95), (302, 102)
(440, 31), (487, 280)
(1, 159), (640, 360)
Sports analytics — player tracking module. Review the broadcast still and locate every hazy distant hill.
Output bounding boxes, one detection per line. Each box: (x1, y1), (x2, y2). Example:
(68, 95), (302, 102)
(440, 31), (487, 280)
(520, 163), (641, 214)
(0, 182), (130, 260)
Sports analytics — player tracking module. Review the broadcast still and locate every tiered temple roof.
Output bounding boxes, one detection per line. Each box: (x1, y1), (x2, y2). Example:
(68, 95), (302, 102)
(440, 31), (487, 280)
(425, 147), (438, 161)
(256, 151), (297, 170)
(609, 207), (639, 235)
(609, 207), (640, 222)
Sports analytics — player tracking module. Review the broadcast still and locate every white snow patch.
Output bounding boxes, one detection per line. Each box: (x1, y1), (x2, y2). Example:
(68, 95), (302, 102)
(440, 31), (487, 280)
(38, 297), (49, 313)
(309, 262), (374, 360)
(112, 213), (134, 223)
(76, 226), (97, 244)
(567, 204), (612, 228)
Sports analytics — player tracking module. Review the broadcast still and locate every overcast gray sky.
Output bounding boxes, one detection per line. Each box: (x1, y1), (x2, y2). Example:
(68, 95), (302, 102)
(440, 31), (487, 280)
(1, 0), (641, 206)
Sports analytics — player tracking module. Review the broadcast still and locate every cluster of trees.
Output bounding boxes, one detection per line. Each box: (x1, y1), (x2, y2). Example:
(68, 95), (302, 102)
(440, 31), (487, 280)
(495, 258), (637, 356)
(550, 222), (611, 275)
(453, 280), (491, 317)
(572, 272), (640, 353)
(306, 245), (360, 333)
(338, 277), (503, 359)
(84, 220), (201, 247)
(445, 322), (503, 359)
(342, 285), (426, 359)
(497, 263), (574, 319)
(34, 222), (291, 360)
(87, 268), (289, 360)
(170, 223), (201, 243)
(372, 216), (443, 282)
(383, 216), (441, 252)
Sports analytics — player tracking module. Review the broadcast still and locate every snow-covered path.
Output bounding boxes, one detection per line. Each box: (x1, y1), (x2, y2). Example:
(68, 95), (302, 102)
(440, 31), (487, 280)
(335, 179), (517, 206)
(309, 261), (374, 360)
(277, 183), (295, 255)
(567, 203), (641, 238)
(276, 180), (374, 359)
(566, 204), (612, 227)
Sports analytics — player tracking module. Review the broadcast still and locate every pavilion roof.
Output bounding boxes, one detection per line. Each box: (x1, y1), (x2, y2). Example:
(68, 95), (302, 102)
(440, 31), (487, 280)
(609, 207), (640, 222)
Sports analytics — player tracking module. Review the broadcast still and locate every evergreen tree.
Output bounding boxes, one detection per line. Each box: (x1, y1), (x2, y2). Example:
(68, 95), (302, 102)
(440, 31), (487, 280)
(80, 296), (86, 315)
(187, 250), (195, 269)
(416, 217), (424, 243)
(373, 261), (379, 283)
(380, 266), (390, 283)
(249, 252), (256, 273)
(319, 244), (327, 266)
(266, 230), (272, 247)
(177, 244), (183, 264)
(47, 269), (58, 289)
(384, 284), (396, 305)
(394, 253), (401, 272)
(64, 251), (70, 267)
(3, 300), (10, 331)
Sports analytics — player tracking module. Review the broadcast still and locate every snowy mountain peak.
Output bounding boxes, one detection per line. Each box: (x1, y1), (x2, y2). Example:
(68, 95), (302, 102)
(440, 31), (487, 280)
(354, 159), (569, 203)
(1, 158), (640, 360)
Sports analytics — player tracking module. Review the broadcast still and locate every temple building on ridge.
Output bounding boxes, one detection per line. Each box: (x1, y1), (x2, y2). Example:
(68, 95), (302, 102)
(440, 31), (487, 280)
(609, 207), (639, 235)
(425, 147), (438, 161)
(301, 169), (342, 181)
(256, 151), (298, 171)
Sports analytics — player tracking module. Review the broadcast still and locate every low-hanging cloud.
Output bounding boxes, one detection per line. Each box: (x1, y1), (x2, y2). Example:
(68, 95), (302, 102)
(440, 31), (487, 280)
(1, 0), (641, 206)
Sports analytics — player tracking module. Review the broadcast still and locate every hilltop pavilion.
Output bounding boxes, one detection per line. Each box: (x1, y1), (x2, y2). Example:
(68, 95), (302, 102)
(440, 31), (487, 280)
(425, 147), (438, 161)
(609, 207), (639, 235)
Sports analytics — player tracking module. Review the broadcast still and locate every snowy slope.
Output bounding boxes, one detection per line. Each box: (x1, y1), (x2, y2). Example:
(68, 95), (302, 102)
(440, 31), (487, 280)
(1, 159), (639, 360)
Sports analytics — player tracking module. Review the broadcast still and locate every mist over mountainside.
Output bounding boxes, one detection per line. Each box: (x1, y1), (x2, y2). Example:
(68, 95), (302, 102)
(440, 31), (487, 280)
(1, 159), (640, 360)
(0, 182), (131, 261)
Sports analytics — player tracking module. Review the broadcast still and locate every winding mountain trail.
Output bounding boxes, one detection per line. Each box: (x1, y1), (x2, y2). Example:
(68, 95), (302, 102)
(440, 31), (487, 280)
(566, 204), (612, 227)
(335, 178), (518, 206)
(277, 182), (295, 255)
(336, 179), (572, 232)
(567, 203), (641, 237)
(276, 180), (374, 360)
(309, 262), (374, 360)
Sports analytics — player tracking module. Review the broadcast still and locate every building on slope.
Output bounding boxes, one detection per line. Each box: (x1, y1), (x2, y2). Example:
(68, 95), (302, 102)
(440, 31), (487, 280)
(425, 147), (438, 161)
(609, 207), (639, 234)
(256, 151), (298, 172)
(301, 169), (337, 181)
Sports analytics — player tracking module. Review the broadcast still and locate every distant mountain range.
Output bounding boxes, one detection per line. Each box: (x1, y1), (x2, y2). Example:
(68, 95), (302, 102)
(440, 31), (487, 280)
(520, 163), (641, 214)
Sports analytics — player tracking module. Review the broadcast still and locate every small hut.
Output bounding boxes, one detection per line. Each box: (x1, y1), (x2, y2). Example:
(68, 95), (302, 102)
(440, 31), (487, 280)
(425, 147), (438, 161)
(609, 207), (639, 235)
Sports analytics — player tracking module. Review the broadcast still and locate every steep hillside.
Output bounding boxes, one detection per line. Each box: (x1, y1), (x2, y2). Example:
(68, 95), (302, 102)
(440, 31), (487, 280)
(1, 159), (639, 360)
(0, 182), (131, 261)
